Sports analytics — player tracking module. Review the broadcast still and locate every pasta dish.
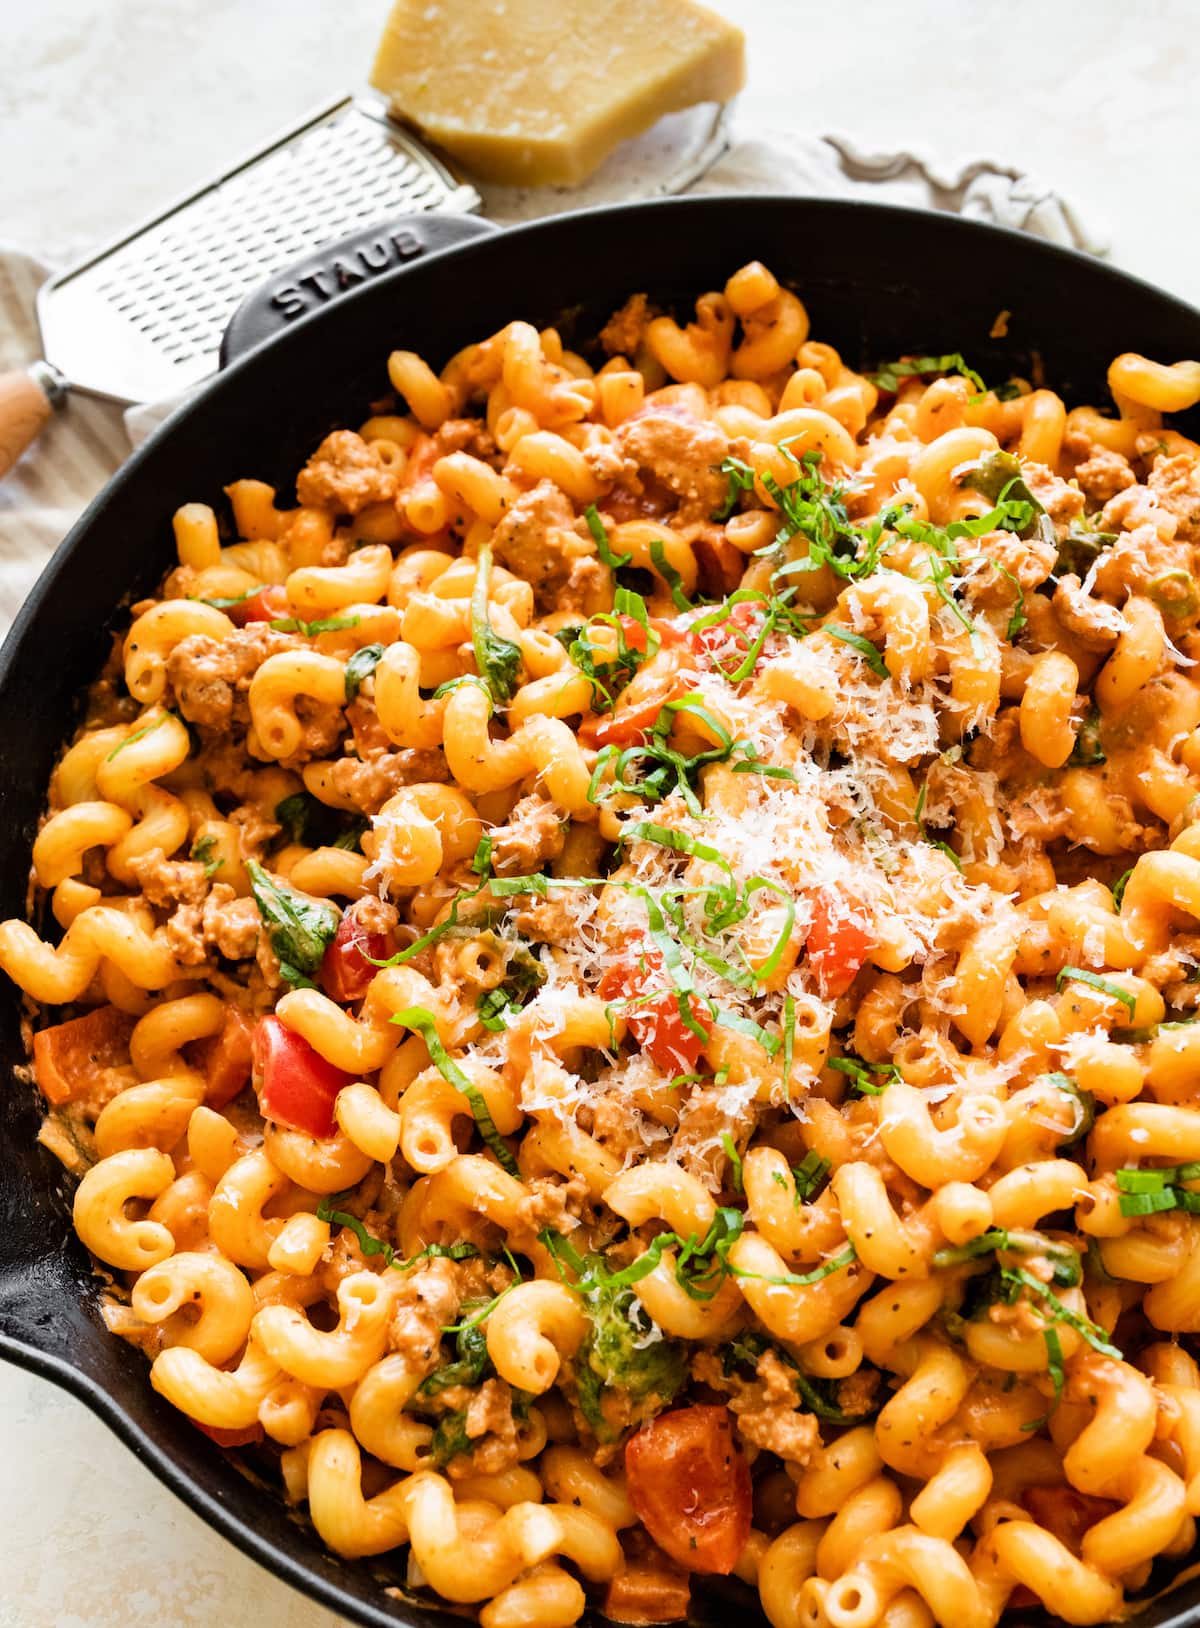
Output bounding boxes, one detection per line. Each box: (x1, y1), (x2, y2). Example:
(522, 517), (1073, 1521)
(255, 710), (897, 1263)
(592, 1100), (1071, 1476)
(6, 259), (1200, 1628)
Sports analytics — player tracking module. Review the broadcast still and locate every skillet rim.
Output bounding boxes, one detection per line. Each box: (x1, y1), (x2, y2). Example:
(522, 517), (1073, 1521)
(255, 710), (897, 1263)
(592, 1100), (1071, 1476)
(4, 192), (1200, 1628)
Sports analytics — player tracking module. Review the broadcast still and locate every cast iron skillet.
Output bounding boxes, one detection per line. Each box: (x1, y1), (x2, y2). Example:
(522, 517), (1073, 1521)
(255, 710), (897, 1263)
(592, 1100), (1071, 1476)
(3, 196), (1200, 1628)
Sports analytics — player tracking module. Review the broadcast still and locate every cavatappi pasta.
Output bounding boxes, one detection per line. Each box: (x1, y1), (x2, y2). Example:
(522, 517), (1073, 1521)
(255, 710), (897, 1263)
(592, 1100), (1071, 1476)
(7, 262), (1200, 1628)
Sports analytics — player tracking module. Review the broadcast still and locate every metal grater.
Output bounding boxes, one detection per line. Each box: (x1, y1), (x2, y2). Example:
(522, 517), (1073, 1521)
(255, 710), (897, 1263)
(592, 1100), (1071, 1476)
(34, 96), (479, 406)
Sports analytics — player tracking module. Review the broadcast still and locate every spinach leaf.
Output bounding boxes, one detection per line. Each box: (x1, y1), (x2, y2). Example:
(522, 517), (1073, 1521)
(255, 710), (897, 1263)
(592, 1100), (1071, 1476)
(430, 1409), (473, 1467)
(471, 543), (522, 705)
(1056, 519), (1118, 578)
(963, 451), (1053, 545)
(244, 859), (338, 988)
(418, 1315), (493, 1398)
(273, 791), (358, 850)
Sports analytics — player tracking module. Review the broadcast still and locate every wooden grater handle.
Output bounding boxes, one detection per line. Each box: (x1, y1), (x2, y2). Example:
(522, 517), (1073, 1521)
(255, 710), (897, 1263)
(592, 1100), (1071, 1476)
(0, 364), (66, 479)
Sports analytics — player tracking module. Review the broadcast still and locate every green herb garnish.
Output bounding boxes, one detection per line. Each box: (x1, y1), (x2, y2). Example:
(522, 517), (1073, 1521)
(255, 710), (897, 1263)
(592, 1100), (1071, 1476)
(244, 859), (338, 988)
(270, 614), (361, 636)
(1056, 966), (1137, 1020)
(471, 542), (522, 706)
(343, 642), (384, 703)
(868, 354), (985, 395)
(190, 833), (223, 879)
(391, 1006), (519, 1175)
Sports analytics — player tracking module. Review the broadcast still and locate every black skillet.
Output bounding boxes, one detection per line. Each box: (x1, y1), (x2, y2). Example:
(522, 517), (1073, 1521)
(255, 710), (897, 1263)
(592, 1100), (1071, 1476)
(2, 196), (1200, 1628)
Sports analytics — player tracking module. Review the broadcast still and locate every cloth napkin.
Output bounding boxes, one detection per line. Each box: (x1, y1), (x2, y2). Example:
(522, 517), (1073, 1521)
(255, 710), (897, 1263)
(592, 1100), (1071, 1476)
(0, 130), (1105, 636)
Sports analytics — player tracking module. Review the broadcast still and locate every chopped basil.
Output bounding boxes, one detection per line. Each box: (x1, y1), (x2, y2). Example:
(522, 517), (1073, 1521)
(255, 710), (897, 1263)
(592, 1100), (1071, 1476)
(584, 503), (632, 570)
(471, 835), (493, 876)
(720, 1132), (745, 1194)
(829, 1055), (898, 1095)
(429, 1409), (473, 1467)
(192, 587), (255, 611)
(390, 1006), (519, 1176)
(269, 614), (361, 636)
(791, 1150), (830, 1203)
(474, 944), (546, 1032)
(713, 457), (759, 522)
(470, 542), (522, 706)
(343, 642), (384, 703)
(649, 535), (692, 610)
(1068, 705), (1106, 767)
(825, 625), (889, 680)
(105, 719), (157, 761)
(868, 353), (985, 396)
(190, 833), (223, 879)
(244, 859), (339, 988)
(331, 820), (367, 853)
(1001, 1266), (1121, 1359)
(315, 1198), (480, 1274)
(1111, 867), (1133, 909)
(1056, 966), (1137, 1020)
(962, 452), (1050, 543)
(932, 1227), (1081, 1288)
(1022, 1326), (1066, 1432)
(418, 1315), (492, 1398)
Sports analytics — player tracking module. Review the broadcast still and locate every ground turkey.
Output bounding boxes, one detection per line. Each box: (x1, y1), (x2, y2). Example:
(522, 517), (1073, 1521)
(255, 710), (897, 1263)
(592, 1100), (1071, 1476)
(615, 410), (730, 519)
(166, 626), (300, 734)
(295, 430), (398, 514)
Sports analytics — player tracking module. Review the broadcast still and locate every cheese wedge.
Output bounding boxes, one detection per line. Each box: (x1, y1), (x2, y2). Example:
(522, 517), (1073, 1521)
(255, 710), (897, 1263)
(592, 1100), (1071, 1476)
(369, 0), (745, 187)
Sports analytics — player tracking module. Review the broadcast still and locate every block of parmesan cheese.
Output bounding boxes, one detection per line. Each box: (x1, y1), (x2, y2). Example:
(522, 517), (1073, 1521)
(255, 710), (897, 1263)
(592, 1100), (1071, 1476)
(369, 0), (745, 187)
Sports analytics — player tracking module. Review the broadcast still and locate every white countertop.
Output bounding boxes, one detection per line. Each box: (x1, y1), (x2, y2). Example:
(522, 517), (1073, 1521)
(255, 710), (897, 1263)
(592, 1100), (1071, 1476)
(2, 2), (1199, 1624)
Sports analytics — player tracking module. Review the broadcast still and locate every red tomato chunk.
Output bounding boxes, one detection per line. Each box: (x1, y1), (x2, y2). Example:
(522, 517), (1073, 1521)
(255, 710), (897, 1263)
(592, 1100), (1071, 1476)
(252, 1015), (353, 1140)
(625, 1405), (752, 1575)
(598, 949), (711, 1073)
(229, 584), (288, 625)
(804, 891), (874, 998)
(193, 1006), (255, 1109)
(321, 911), (394, 1004)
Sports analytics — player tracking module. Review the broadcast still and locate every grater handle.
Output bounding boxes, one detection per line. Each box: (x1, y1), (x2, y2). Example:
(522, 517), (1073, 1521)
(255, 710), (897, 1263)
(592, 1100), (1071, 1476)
(0, 364), (67, 480)
(219, 213), (500, 370)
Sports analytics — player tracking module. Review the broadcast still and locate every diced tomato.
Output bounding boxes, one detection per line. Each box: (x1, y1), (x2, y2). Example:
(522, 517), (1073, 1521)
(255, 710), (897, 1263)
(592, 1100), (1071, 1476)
(32, 1004), (134, 1106)
(625, 1406), (752, 1575)
(598, 949), (711, 1074)
(804, 891), (874, 998)
(252, 1015), (354, 1140)
(617, 614), (688, 655)
(229, 584), (288, 626)
(583, 676), (689, 749)
(320, 910), (394, 1004)
(1020, 1486), (1120, 1556)
(191, 1007), (255, 1110)
(193, 1420), (264, 1449)
(688, 601), (764, 674)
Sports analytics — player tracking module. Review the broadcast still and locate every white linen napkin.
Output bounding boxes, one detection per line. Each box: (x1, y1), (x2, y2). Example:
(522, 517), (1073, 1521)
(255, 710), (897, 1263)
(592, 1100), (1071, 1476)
(0, 130), (1105, 636)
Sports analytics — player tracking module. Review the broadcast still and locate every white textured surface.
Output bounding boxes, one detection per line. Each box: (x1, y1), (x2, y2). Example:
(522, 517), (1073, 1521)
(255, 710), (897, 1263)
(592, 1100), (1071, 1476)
(1, 2), (1199, 1625)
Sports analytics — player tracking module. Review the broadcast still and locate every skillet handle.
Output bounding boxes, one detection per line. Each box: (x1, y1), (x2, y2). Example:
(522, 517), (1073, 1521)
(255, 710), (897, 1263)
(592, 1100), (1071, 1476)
(219, 213), (500, 369)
